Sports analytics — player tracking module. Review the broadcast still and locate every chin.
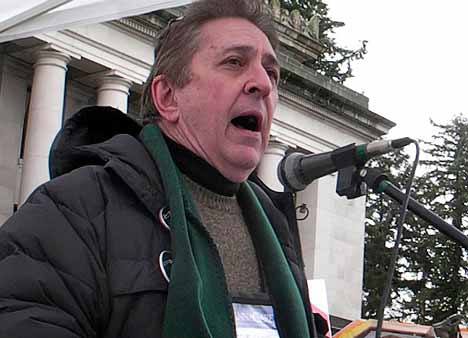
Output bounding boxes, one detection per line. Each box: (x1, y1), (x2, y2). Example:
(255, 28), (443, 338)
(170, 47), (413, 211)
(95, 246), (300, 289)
(223, 170), (252, 183)
(223, 160), (259, 183)
(219, 148), (262, 182)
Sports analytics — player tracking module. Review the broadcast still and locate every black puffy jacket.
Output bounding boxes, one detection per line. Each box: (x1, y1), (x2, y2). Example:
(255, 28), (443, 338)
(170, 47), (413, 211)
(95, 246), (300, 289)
(0, 106), (326, 338)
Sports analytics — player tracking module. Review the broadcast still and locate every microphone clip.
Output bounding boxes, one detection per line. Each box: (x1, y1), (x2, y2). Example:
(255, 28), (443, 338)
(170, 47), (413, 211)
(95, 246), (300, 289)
(336, 165), (368, 199)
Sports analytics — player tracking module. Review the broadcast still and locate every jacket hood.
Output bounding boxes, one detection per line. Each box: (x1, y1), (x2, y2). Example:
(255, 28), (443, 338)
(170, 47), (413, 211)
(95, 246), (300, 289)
(49, 106), (142, 178)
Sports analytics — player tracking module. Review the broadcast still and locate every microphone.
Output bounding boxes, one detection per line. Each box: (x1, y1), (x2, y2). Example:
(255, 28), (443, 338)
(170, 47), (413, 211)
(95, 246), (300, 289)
(278, 137), (413, 192)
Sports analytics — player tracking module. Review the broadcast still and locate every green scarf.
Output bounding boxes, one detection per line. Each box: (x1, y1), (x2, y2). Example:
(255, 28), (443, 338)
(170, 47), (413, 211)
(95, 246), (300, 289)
(141, 124), (310, 338)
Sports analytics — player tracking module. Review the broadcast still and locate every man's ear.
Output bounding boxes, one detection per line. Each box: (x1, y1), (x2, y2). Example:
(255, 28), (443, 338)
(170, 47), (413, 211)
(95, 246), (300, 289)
(151, 75), (179, 122)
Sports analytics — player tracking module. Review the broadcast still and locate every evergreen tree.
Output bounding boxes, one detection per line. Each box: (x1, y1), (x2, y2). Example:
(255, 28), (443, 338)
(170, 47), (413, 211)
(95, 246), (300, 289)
(362, 150), (410, 319)
(279, 0), (367, 83)
(400, 116), (468, 324)
(363, 116), (468, 324)
(393, 186), (439, 324)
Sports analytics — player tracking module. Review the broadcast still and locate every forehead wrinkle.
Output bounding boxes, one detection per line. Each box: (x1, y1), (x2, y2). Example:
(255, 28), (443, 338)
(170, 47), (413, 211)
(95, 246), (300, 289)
(219, 45), (254, 56)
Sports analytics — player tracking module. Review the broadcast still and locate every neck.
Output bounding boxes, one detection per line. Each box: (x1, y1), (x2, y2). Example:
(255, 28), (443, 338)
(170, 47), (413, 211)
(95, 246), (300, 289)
(164, 135), (240, 196)
(157, 122), (253, 183)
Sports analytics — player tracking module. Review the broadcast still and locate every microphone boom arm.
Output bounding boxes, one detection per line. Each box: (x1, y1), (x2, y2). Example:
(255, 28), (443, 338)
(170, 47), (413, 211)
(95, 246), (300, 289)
(362, 167), (468, 250)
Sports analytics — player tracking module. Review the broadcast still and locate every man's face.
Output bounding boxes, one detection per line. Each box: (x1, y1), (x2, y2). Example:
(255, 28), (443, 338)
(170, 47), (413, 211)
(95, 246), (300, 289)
(167, 17), (279, 183)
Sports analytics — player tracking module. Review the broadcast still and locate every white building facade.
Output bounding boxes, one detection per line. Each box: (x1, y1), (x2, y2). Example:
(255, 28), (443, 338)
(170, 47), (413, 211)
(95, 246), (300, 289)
(0, 5), (394, 326)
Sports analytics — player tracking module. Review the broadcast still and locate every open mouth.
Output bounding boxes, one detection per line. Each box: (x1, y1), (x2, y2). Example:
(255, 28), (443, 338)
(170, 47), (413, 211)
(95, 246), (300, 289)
(231, 115), (260, 132)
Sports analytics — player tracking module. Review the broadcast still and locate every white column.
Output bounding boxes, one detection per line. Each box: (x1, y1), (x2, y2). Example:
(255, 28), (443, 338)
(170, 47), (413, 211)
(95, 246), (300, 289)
(257, 138), (289, 192)
(20, 50), (71, 204)
(96, 75), (132, 113)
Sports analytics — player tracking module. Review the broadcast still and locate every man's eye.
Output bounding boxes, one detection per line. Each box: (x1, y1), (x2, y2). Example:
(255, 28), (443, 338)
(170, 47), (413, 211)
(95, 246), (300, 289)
(226, 57), (243, 67)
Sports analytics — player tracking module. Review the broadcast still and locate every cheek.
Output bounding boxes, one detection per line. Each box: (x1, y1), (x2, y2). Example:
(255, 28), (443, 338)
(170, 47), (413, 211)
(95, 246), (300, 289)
(205, 90), (234, 127)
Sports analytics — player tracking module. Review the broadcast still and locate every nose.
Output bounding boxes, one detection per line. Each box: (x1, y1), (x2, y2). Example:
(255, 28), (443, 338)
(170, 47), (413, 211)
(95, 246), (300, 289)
(244, 64), (273, 97)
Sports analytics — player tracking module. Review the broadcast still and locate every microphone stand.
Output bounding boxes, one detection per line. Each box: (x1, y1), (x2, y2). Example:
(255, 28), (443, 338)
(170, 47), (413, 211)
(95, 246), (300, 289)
(336, 165), (468, 248)
(336, 165), (468, 337)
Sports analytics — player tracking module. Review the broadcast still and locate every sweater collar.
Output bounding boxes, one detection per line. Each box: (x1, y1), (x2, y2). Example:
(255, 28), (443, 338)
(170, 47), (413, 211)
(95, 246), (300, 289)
(164, 135), (239, 196)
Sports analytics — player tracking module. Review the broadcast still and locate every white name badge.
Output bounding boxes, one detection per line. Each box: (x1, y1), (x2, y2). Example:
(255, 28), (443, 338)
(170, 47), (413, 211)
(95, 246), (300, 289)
(233, 303), (280, 338)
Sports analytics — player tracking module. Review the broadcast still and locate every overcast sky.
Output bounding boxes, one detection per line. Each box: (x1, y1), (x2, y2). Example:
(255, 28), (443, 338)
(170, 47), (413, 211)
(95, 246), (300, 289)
(324, 0), (468, 142)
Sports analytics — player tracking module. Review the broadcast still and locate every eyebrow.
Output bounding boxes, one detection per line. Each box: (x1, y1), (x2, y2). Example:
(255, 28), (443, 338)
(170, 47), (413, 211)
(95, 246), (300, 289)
(221, 45), (280, 69)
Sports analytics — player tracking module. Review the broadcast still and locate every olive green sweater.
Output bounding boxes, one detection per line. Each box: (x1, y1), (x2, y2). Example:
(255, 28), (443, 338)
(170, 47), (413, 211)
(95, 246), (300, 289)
(183, 176), (263, 295)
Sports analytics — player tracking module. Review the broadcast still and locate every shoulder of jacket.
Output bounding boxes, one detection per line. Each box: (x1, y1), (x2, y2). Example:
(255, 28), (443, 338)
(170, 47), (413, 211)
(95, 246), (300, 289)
(32, 165), (112, 221)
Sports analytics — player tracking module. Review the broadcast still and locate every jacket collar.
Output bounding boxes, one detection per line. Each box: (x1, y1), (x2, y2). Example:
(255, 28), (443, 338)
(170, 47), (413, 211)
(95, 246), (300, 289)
(49, 106), (165, 218)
